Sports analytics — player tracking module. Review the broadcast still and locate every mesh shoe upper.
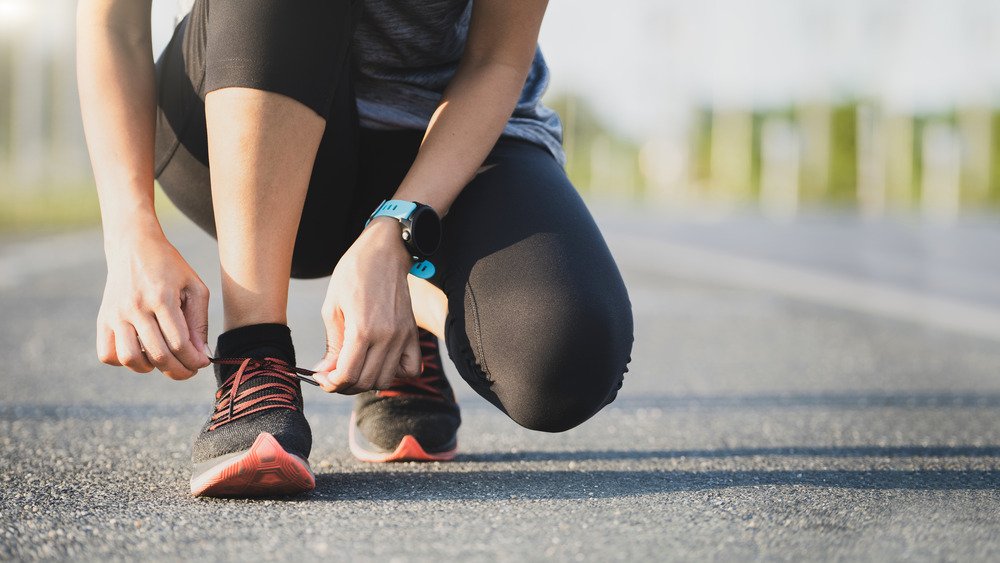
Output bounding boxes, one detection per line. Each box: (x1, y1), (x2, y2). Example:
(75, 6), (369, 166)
(353, 328), (460, 452)
(191, 325), (313, 465)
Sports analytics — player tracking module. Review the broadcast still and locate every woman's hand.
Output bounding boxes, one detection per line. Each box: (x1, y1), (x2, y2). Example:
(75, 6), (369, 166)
(311, 218), (422, 394)
(96, 226), (211, 380)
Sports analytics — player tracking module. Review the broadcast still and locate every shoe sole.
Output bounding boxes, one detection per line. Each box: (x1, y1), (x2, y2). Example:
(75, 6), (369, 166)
(190, 432), (315, 497)
(348, 412), (457, 463)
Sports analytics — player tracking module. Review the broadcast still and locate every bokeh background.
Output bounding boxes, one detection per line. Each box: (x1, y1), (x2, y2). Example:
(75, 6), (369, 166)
(1, 0), (1000, 228)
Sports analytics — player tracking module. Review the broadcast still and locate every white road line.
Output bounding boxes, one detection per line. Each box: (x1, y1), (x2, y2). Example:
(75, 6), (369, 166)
(606, 232), (1000, 342)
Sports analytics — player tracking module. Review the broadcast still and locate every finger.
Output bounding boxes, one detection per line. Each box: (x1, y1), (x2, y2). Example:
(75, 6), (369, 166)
(154, 306), (208, 372)
(322, 332), (369, 393)
(311, 370), (334, 390)
(311, 341), (343, 375)
(181, 282), (211, 360)
(372, 344), (401, 392)
(113, 323), (154, 373)
(132, 315), (195, 380)
(398, 329), (421, 379)
(97, 325), (121, 366)
(374, 332), (414, 390)
(341, 343), (389, 395)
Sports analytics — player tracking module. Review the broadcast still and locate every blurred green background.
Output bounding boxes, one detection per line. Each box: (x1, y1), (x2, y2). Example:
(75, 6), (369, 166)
(2, 0), (999, 231)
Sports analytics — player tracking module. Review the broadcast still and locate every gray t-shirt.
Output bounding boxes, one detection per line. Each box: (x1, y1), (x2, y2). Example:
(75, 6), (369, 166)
(353, 0), (565, 164)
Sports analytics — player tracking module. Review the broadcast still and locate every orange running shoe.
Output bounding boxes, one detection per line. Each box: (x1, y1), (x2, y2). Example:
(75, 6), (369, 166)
(349, 328), (460, 462)
(190, 355), (319, 497)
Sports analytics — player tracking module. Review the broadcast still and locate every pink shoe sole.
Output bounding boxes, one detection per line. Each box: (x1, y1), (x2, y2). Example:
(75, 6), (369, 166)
(348, 412), (457, 463)
(190, 432), (315, 497)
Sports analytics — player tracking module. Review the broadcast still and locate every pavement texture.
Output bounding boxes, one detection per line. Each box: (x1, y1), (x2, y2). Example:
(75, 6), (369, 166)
(2, 208), (999, 561)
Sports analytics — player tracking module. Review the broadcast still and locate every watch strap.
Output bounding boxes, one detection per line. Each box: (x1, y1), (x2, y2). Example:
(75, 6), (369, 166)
(367, 199), (437, 279)
(409, 259), (435, 279)
(366, 199), (418, 226)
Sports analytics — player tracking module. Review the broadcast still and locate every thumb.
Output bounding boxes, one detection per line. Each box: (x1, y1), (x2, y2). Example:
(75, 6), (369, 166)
(398, 330), (421, 378)
(312, 307), (346, 373)
(182, 282), (210, 360)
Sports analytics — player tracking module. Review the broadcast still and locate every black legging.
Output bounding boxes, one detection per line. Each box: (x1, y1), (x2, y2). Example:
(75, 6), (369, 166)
(153, 0), (633, 432)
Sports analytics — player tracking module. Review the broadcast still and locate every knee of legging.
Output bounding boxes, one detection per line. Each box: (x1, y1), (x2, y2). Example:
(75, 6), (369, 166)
(501, 376), (624, 433)
(486, 293), (633, 433)
(203, 0), (357, 118)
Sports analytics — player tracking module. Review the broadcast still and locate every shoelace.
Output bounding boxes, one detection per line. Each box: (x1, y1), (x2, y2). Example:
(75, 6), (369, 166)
(377, 332), (449, 401)
(207, 356), (318, 431)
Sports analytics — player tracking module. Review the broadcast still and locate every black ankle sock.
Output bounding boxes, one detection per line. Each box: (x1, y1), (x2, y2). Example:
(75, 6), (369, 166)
(214, 323), (295, 386)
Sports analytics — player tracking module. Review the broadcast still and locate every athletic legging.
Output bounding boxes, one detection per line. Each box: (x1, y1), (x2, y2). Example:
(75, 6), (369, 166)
(153, 0), (633, 432)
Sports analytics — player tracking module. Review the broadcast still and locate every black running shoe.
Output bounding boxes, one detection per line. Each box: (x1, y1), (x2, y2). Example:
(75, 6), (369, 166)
(190, 327), (317, 497)
(349, 328), (460, 462)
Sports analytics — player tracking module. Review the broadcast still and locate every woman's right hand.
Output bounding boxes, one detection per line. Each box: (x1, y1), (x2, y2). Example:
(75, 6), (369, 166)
(96, 226), (211, 380)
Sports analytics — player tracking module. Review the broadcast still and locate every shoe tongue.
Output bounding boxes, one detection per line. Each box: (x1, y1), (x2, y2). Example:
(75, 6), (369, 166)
(213, 324), (296, 387)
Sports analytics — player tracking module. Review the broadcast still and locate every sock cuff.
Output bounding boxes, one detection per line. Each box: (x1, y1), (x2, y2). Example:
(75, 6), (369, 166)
(215, 323), (295, 364)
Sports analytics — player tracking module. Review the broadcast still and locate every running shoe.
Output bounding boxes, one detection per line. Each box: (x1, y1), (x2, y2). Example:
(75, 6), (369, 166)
(190, 353), (319, 497)
(349, 328), (460, 462)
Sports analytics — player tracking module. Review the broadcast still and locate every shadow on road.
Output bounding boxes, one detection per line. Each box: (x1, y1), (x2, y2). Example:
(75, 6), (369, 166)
(6, 391), (1000, 420)
(313, 469), (1000, 501)
(609, 393), (1000, 409)
(460, 445), (1000, 462)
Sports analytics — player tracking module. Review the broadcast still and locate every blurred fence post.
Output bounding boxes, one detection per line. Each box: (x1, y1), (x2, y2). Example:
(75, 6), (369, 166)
(958, 106), (993, 207)
(759, 117), (800, 219)
(589, 134), (612, 195)
(9, 18), (47, 189)
(798, 103), (832, 202)
(709, 109), (753, 202)
(921, 122), (962, 222)
(640, 135), (690, 206)
(856, 104), (886, 218)
(885, 114), (915, 210)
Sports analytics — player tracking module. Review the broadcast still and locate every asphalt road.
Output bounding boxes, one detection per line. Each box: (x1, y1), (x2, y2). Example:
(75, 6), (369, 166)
(2, 209), (999, 561)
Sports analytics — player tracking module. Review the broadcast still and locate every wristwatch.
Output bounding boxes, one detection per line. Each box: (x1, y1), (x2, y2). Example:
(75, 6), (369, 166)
(366, 199), (442, 279)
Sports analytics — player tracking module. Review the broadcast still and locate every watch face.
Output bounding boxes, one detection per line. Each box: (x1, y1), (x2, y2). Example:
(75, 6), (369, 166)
(409, 206), (442, 257)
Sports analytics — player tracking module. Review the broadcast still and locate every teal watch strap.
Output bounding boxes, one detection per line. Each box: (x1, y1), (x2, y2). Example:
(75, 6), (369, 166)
(366, 200), (418, 225)
(409, 259), (435, 279)
(366, 199), (437, 279)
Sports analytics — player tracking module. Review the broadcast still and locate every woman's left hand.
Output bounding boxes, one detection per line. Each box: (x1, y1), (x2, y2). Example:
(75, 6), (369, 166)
(311, 218), (422, 393)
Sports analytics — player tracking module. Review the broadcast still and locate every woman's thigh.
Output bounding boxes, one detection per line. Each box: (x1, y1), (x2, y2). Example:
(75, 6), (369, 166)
(434, 139), (635, 432)
(153, 0), (362, 279)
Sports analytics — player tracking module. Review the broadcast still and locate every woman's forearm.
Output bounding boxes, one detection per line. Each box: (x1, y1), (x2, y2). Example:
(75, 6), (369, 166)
(392, 60), (528, 217)
(76, 0), (162, 247)
(393, 0), (548, 217)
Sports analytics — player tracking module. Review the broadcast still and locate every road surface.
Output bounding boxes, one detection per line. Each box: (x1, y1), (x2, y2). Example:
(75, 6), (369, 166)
(2, 209), (999, 560)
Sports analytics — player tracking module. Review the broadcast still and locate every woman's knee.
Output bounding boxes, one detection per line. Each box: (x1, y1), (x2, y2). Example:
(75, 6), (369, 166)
(482, 288), (633, 433)
(501, 370), (625, 433)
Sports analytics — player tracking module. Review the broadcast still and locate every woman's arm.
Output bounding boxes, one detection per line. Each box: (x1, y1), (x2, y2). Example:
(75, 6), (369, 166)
(311, 0), (550, 392)
(78, 0), (210, 379)
(77, 0), (159, 240)
(392, 0), (550, 216)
